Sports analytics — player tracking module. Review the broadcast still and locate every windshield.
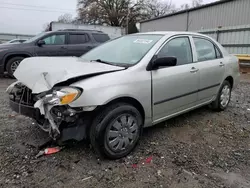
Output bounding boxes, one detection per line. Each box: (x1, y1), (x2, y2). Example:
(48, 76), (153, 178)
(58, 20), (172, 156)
(81, 34), (163, 66)
(23, 32), (46, 43)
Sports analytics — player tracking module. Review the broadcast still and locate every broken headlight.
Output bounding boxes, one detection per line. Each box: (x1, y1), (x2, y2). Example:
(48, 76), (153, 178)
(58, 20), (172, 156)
(45, 87), (82, 105)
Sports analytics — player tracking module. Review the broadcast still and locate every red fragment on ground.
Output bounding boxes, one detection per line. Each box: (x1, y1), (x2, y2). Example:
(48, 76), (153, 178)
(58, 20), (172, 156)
(44, 147), (61, 155)
(132, 164), (138, 168)
(145, 156), (153, 164)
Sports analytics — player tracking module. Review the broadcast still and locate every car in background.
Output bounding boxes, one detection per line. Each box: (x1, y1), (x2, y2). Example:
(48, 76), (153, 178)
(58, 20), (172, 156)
(0, 29), (110, 77)
(4, 39), (27, 44)
(7, 31), (240, 159)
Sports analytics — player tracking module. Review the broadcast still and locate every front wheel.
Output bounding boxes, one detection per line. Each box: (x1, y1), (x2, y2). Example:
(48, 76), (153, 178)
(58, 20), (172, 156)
(90, 103), (143, 159)
(6, 56), (25, 78)
(210, 80), (232, 111)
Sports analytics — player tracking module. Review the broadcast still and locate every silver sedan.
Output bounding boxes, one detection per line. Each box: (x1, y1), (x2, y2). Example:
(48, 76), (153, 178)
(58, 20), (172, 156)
(7, 31), (240, 159)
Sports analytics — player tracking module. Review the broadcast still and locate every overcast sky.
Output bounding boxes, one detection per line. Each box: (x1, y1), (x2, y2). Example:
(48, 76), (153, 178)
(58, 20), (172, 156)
(0, 0), (217, 35)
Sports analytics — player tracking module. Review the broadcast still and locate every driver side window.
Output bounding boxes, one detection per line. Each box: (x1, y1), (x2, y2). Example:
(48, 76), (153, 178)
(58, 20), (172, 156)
(43, 34), (66, 45)
(157, 37), (193, 66)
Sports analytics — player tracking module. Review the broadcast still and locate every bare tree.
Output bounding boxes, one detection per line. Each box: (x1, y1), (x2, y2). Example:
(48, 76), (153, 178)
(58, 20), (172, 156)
(144, 0), (175, 19)
(42, 14), (73, 32)
(77, 0), (133, 26)
(180, 3), (190, 10)
(192, 0), (203, 7)
(180, 0), (204, 10)
(58, 13), (73, 23)
(43, 22), (51, 32)
(77, 0), (175, 27)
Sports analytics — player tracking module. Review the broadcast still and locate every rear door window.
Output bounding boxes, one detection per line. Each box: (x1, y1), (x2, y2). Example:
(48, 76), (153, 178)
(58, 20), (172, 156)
(92, 33), (110, 43)
(69, 34), (89, 44)
(193, 37), (217, 61)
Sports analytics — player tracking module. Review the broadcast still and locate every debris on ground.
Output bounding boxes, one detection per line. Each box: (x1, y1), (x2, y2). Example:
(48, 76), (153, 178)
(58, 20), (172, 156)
(145, 156), (153, 164)
(81, 176), (93, 181)
(35, 146), (63, 158)
(132, 164), (138, 168)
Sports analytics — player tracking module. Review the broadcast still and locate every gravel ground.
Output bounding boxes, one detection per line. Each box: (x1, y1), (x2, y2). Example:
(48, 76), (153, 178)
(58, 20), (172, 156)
(0, 76), (250, 188)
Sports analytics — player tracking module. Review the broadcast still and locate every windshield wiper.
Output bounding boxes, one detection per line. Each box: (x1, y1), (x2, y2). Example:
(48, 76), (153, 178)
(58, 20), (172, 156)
(91, 59), (130, 68)
(91, 59), (114, 65)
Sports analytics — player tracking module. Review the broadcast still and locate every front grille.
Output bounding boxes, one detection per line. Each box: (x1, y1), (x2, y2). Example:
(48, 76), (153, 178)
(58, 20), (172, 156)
(9, 83), (35, 106)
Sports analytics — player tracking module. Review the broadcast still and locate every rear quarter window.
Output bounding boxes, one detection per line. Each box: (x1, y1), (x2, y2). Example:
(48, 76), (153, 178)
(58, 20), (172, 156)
(69, 34), (89, 44)
(92, 33), (110, 43)
(194, 37), (217, 61)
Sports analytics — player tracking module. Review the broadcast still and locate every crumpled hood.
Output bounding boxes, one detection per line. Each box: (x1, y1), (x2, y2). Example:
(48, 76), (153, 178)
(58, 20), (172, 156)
(14, 57), (125, 93)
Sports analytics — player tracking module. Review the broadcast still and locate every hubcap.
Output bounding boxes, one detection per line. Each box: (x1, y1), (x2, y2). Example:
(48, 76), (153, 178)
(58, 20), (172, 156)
(220, 85), (231, 107)
(107, 114), (138, 152)
(10, 60), (20, 74)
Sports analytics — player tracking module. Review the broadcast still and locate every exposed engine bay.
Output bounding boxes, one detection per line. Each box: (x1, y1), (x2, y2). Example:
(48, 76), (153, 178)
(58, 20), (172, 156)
(7, 82), (89, 142)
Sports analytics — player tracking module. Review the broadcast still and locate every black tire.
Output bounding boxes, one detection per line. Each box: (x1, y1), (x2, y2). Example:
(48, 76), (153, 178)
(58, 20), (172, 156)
(6, 56), (25, 78)
(90, 103), (143, 159)
(210, 80), (232, 111)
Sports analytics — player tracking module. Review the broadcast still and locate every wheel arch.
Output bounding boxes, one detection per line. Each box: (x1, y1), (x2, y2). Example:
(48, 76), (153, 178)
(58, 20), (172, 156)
(4, 53), (32, 71)
(102, 96), (145, 123)
(225, 76), (234, 88)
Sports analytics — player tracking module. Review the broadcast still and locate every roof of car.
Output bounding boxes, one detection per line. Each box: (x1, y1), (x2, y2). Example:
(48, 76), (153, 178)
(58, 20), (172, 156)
(134, 31), (208, 37)
(55, 29), (105, 34)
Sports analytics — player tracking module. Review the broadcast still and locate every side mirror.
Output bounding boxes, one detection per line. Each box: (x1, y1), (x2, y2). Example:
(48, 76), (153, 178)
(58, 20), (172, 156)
(37, 40), (45, 46)
(147, 56), (177, 70)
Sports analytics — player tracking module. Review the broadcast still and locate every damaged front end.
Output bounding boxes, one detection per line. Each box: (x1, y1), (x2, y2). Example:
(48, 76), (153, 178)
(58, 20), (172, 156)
(7, 82), (89, 142)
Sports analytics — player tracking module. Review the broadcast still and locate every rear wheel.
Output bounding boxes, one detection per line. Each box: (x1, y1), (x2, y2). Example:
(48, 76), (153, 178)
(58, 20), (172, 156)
(90, 103), (143, 159)
(210, 80), (232, 111)
(6, 56), (25, 78)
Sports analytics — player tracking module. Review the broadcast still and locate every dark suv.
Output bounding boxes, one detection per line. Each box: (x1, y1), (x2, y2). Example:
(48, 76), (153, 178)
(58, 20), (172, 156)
(0, 29), (110, 77)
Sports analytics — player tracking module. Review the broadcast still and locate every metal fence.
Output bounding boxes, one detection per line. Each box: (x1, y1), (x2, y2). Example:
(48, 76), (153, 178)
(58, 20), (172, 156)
(198, 25), (250, 55)
(0, 33), (34, 43)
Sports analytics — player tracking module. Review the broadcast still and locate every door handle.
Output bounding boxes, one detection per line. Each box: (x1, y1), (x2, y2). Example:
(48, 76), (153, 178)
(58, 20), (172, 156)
(61, 46), (67, 49)
(219, 62), (225, 67)
(190, 67), (199, 73)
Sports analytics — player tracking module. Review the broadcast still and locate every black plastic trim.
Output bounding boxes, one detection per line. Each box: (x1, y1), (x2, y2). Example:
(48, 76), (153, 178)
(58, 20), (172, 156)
(200, 83), (220, 91)
(9, 99), (37, 119)
(154, 90), (197, 105)
(200, 27), (250, 34)
(222, 44), (250, 48)
(154, 83), (220, 105)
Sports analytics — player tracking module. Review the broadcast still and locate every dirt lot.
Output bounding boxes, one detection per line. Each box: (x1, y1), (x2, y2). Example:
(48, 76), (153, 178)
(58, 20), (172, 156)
(0, 76), (250, 188)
